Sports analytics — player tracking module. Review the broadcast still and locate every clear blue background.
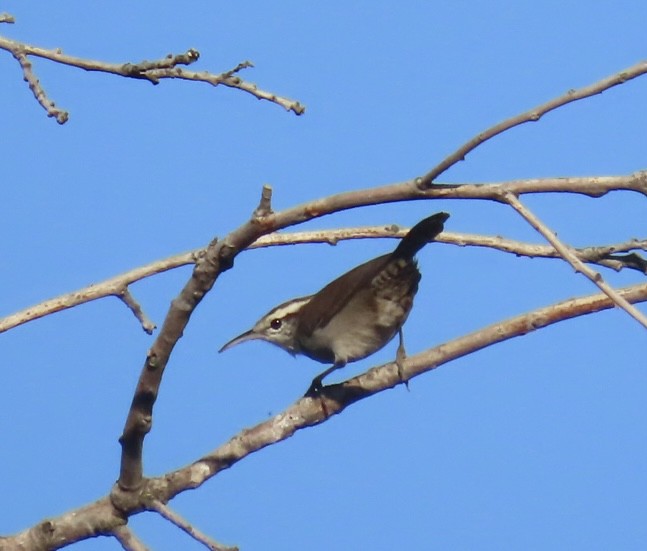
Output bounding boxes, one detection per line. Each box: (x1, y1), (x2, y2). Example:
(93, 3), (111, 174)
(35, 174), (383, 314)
(2, 2), (646, 550)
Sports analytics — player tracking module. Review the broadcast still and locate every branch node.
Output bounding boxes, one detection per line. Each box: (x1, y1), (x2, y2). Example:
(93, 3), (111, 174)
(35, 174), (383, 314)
(147, 350), (159, 369)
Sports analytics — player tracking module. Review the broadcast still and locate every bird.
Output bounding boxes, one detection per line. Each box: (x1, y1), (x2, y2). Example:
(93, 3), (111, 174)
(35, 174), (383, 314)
(219, 211), (449, 394)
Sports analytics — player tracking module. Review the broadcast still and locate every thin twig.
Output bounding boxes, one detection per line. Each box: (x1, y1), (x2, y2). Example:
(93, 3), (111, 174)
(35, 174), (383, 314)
(11, 50), (68, 123)
(150, 500), (238, 551)
(418, 59), (647, 186)
(117, 288), (157, 334)
(220, 60), (254, 79)
(503, 191), (647, 329)
(112, 525), (150, 551)
(443, 234), (647, 272)
(0, 250), (198, 334)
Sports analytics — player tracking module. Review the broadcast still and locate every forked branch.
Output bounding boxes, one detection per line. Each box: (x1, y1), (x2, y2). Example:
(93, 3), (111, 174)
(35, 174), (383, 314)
(0, 32), (304, 123)
(5, 281), (646, 551)
(4, 53), (647, 551)
(503, 191), (647, 329)
(1, 173), (645, 335)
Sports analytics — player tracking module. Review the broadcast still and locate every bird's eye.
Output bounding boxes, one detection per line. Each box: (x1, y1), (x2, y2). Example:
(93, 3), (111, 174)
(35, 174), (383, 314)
(270, 319), (282, 330)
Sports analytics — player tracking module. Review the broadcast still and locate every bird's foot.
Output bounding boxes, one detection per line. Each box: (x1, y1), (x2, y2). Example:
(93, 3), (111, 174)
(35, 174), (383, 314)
(396, 329), (410, 391)
(304, 376), (325, 397)
(304, 376), (331, 417)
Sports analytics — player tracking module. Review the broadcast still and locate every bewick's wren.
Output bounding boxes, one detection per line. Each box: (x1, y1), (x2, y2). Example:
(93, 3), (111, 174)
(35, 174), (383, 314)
(220, 211), (449, 393)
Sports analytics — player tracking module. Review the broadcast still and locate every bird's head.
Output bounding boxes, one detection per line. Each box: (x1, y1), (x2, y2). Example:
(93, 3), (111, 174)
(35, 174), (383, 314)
(219, 295), (312, 356)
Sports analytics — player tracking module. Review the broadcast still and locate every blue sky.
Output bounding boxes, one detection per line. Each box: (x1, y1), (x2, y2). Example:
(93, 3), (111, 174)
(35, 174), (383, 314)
(2, 2), (646, 550)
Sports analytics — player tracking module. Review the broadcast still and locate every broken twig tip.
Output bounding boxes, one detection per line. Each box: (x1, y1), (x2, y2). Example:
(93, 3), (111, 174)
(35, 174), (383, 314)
(254, 184), (274, 218)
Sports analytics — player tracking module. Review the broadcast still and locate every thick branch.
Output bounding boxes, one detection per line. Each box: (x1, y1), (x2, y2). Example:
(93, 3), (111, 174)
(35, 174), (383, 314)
(3, 496), (120, 551)
(161, 281), (647, 496)
(5, 281), (646, 551)
(117, 186), (279, 490)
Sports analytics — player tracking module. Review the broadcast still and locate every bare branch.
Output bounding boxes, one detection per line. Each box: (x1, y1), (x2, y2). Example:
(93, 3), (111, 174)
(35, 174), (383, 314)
(5, 281), (646, 551)
(2, 23), (644, 549)
(120, 49), (201, 80)
(2, 204), (645, 335)
(150, 501), (237, 551)
(441, 233), (647, 272)
(164, 281), (647, 497)
(503, 191), (647, 329)
(0, 12), (15, 24)
(0, 35), (305, 122)
(112, 525), (150, 551)
(117, 288), (157, 335)
(4, 496), (118, 551)
(603, 251), (647, 273)
(418, 59), (647, 186)
(118, 194), (300, 488)
(11, 50), (68, 123)
(0, 250), (198, 334)
(1, 166), (644, 334)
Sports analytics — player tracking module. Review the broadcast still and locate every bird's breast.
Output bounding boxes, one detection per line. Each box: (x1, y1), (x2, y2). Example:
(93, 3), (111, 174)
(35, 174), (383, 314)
(298, 283), (415, 365)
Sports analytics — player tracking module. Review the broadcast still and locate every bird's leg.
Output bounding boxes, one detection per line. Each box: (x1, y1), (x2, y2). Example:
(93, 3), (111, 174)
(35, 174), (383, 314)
(396, 329), (410, 390)
(305, 362), (344, 396)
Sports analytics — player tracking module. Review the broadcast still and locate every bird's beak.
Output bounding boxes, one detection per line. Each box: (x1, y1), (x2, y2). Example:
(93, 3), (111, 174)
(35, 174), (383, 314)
(218, 330), (261, 353)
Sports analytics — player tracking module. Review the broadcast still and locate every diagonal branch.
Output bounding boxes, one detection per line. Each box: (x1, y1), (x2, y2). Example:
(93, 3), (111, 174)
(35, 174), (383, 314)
(418, 59), (647, 186)
(112, 525), (149, 551)
(11, 49), (68, 123)
(150, 501), (237, 551)
(116, 186), (277, 490)
(161, 280), (647, 497)
(503, 191), (647, 329)
(117, 288), (157, 335)
(6, 281), (647, 551)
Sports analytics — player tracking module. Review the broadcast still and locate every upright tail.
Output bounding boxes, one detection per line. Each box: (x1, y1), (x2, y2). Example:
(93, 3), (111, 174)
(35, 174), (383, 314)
(392, 211), (449, 259)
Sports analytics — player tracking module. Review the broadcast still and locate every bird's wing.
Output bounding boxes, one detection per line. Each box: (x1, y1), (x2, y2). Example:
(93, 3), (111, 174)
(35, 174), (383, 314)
(296, 211), (449, 336)
(296, 253), (391, 336)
